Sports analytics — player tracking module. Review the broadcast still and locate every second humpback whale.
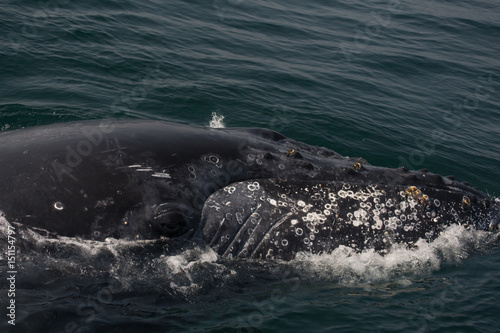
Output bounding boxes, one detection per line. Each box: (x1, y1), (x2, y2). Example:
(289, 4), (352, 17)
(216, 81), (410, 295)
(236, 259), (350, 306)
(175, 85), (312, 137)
(0, 120), (498, 260)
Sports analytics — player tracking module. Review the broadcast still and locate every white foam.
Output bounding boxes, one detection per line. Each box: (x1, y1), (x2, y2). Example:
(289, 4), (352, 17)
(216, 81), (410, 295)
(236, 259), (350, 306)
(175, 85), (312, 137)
(209, 111), (225, 128)
(10, 226), (225, 295)
(164, 249), (218, 274)
(2, 210), (498, 295)
(42, 235), (158, 257)
(158, 247), (227, 294)
(289, 224), (496, 284)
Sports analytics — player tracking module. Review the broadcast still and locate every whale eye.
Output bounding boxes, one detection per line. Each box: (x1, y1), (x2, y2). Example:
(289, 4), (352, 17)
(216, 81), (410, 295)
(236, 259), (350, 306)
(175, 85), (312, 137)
(152, 204), (190, 237)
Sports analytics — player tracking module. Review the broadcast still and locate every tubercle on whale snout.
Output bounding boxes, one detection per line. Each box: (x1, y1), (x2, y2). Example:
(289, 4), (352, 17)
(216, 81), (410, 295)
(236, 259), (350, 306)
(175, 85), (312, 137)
(431, 187), (498, 232)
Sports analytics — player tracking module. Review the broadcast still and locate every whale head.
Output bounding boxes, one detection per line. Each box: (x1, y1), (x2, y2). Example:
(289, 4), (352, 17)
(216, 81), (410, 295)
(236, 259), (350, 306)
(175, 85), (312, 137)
(0, 119), (497, 261)
(199, 177), (498, 260)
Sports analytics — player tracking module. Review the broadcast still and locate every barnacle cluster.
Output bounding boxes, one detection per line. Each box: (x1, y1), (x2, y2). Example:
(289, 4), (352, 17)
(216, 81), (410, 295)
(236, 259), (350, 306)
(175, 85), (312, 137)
(405, 186), (429, 207)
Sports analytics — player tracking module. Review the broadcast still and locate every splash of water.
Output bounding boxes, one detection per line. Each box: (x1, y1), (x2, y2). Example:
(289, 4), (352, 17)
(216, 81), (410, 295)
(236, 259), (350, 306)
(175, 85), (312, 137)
(290, 224), (495, 284)
(0, 212), (497, 297)
(209, 112), (225, 128)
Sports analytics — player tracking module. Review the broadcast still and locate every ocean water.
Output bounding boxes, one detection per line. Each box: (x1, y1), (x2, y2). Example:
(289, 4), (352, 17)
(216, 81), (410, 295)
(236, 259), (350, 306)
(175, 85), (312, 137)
(1, 0), (500, 332)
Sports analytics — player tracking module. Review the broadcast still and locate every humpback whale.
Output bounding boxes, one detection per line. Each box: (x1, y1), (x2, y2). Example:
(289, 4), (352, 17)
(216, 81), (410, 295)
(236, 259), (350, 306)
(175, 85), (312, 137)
(0, 120), (498, 260)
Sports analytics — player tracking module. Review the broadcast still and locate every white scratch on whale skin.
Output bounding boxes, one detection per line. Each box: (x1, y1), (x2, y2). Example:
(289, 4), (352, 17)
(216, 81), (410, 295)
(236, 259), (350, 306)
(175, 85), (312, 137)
(152, 172), (171, 178)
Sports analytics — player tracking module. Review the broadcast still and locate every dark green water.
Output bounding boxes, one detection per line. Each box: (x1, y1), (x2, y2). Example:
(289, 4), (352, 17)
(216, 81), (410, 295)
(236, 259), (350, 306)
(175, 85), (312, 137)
(1, 0), (500, 332)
